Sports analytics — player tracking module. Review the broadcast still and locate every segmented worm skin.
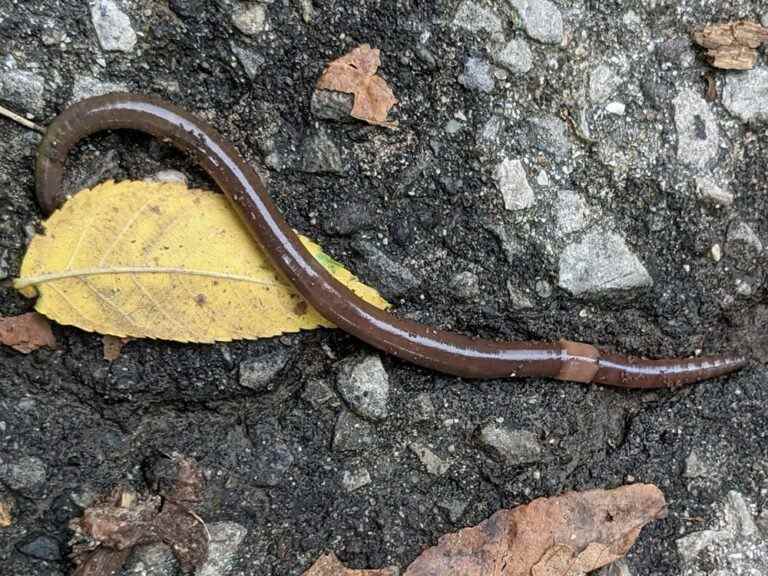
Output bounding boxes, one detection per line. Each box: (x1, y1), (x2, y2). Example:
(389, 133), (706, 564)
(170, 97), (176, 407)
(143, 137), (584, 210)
(34, 93), (748, 389)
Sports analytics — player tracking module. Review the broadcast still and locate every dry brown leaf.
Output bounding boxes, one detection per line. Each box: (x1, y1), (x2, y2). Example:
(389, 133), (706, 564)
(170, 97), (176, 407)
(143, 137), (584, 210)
(102, 335), (130, 361)
(316, 44), (398, 127)
(692, 21), (768, 70)
(403, 484), (666, 576)
(303, 553), (398, 576)
(0, 497), (14, 527)
(0, 312), (56, 353)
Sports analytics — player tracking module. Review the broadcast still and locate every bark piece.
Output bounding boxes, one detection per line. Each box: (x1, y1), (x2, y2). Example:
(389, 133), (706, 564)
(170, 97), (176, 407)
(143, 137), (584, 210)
(692, 21), (768, 70)
(0, 312), (56, 353)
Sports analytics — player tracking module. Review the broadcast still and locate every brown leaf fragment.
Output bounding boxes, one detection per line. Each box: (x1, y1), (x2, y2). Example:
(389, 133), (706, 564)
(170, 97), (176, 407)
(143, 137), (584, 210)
(692, 21), (768, 70)
(0, 496), (14, 527)
(403, 484), (666, 576)
(316, 44), (398, 128)
(303, 553), (398, 576)
(69, 456), (208, 575)
(102, 335), (130, 361)
(0, 312), (56, 353)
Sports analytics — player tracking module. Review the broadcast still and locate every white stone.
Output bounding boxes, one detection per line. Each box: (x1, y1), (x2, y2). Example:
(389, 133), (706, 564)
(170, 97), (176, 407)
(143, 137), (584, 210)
(494, 158), (535, 211)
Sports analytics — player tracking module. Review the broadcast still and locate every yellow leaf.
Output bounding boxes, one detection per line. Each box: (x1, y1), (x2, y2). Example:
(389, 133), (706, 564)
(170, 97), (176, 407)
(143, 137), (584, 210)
(15, 180), (389, 342)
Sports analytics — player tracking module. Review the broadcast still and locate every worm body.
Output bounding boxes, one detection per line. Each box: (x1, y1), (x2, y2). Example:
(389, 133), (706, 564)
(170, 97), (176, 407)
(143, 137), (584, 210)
(35, 93), (747, 388)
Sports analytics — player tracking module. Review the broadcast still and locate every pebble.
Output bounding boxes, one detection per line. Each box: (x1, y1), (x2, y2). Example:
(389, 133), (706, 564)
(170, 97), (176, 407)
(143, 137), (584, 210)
(412, 392), (436, 422)
(0, 69), (45, 116)
(342, 468), (371, 492)
(534, 279), (552, 298)
(448, 271), (480, 301)
(232, 2), (267, 35)
(673, 88), (720, 171)
(239, 348), (290, 392)
(494, 158), (535, 211)
(438, 498), (468, 523)
(231, 44), (266, 80)
(606, 101), (626, 115)
(302, 379), (340, 409)
(722, 67), (768, 123)
(336, 354), (389, 421)
(71, 76), (128, 103)
(301, 128), (343, 173)
(710, 243), (722, 262)
(16, 534), (62, 561)
(90, 0), (137, 52)
(322, 202), (374, 235)
(507, 282), (534, 310)
(0, 455), (46, 495)
(197, 522), (248, 576)
(409, 443), (452, 476)
(311, 90), (354, 122)
(527, 115), (571, 159)
(247, 422), (294, 486)
(695, 176), (734, 207)
(556, 190), (591, 235)
(559, 231), (653, 297)
(589, 64), (623, 104)
(452, 0), (502, 34)
(507, 0), (564, 45)
(725, 221), (764, 260)
(479, 424), (542, 465)
(351, 240), (419, 298)
(683, 450), (708, 479)
(123, 543), (177, 576)
(146, 170), (189, 186)
(489, 38), (533, 74)
(677, 491), (767, 576)
(333, 410), (375, 452)
(458, 57), (495, 93)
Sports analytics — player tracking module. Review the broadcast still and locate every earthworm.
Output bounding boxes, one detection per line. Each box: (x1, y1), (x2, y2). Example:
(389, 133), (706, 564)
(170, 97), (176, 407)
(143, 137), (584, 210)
(34, 93), (747, 388)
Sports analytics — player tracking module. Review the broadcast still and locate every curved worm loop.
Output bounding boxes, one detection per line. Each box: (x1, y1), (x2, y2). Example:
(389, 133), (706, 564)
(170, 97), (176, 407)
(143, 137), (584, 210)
(35, 93), (748, 389)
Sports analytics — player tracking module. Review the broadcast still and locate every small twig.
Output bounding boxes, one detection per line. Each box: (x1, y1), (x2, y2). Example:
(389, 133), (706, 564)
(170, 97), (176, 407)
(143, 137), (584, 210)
(0, 103), (45, 133)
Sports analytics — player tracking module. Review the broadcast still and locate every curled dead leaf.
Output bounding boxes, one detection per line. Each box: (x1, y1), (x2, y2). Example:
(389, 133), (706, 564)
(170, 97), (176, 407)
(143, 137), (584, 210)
(0, 312), (56, 353)
(692, 21), (768, 70)
(316, 44), (398, 128)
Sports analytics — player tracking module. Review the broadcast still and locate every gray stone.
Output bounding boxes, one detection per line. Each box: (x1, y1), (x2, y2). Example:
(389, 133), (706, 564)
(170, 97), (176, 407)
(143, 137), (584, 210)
(351, 240), (419, 298)
(336, 354), (389, 421)
(507, 0), (564, 45)
(333, 410), (375, 452)
(452, 0), (502, 34)
(0, 249), (10, 280)
(479, 424), (542, 465)
(445, 119), (464, 134)
(677, 491), (767, 576)
(232, 45), (266, 80)
(559, 231), (653, 297)
(342, 468), (371, 492)
(695, 176), (734, 207)
(123, 544), (177, 576)
(409, 443), (452, 476)
(232, 2), (267, 35)
(534, 279), (552, 298)
(449, 271), (480, 300)
(528, 115), (571, 159)
(0, 456), (46, 494)
(197, 522), (248, 576)
(556, 190), (591, 235)
(494, 158), (535, 211)
(89, 0), (137, 52)
(0, 69), (45, 116)
(722, 67), (768, 123)
(71, 76), (128, 103)
(589, 64), (623, 104)
(605, 102), (625, 115)
(596, 560), (632, 576)
(311, 89), (354, 121)
(302, 379), (340, 409)
(438, 499), (468, 523)
(683, 450), (708, 479)
(479, 115), (504, 147)
(726, 221), (764, 257)
(16, 534), (61, 561)
(459, 57), (495, 93)
(239, 348), (289, 392)
(247, 422), (294, 486)
(506, 282), (534, 310)
(146, 170), (189, 186)
(490, 38), (533, 74)
(300, 0), (314, 23)
(302, 128), (342, 173)
(412, 392), (436, 422)
(673, 88), (720, 171)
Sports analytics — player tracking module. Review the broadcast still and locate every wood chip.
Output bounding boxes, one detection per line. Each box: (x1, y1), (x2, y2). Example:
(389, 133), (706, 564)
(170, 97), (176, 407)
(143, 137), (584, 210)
(692, 21), (768, 70)
(0, 312), (56, 353)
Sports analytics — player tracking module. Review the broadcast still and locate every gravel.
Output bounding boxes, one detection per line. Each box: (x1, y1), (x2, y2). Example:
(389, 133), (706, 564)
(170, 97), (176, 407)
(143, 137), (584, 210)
(336, 354), (390, 421)
(89, 0), (137, 52)
(722, 67), (768, 123)
(494, 157), (536, 210)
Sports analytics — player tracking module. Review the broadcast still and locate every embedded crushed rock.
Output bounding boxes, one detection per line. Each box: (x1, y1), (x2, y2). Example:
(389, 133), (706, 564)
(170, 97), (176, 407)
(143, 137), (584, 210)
(0, 1), (767, 576)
